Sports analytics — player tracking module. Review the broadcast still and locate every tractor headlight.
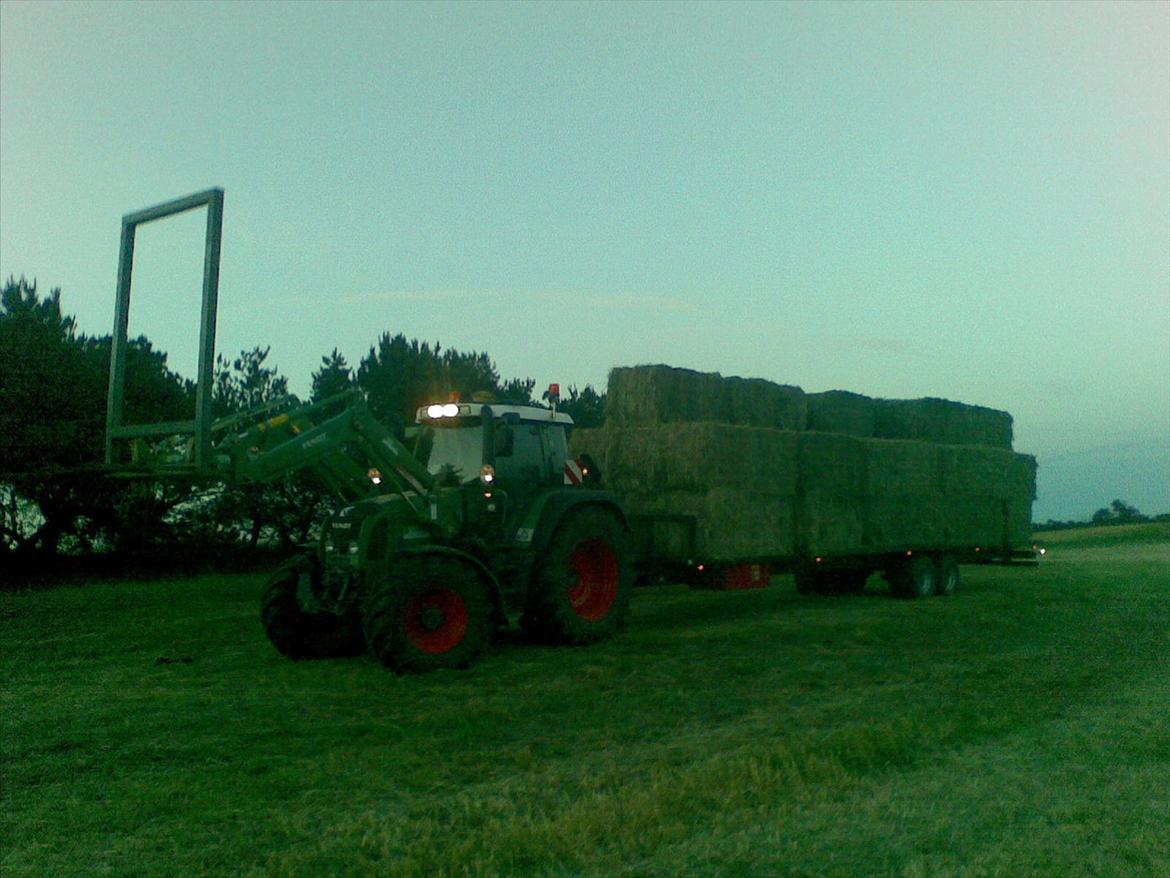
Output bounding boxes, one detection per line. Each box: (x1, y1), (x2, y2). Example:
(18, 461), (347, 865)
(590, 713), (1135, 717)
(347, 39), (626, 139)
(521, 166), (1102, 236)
(425, 402), (462, 419)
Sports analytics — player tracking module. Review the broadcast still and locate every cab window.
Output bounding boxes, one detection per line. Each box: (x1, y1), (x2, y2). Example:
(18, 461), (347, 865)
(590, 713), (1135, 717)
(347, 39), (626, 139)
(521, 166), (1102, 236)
(495, 422), (546, 483)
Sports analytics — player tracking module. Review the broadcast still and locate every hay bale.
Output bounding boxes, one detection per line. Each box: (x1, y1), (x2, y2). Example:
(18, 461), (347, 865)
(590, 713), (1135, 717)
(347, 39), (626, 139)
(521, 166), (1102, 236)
(568, 427), (609, 471)
(725, 376), (807, 429)
(1005, 498), (1033, 545)
(798, 490), (865, 554)
(862, 496), (950, 551)
(939, 447), (1037, 499)
(606, 365), (807, 429)
(607, 365), (729, 425)
(864, 439), (943, 497)
(807, 390), (876, 437)
(874, 398), (1013, 448)
(603, 423), (799, 495)
(798, 432), (868, 495)
(622, 488), (796, 562)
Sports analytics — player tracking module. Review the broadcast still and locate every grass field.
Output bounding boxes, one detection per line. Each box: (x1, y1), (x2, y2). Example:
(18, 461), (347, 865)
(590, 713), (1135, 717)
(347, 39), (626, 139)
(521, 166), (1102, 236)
(3, 523), (1168, 877)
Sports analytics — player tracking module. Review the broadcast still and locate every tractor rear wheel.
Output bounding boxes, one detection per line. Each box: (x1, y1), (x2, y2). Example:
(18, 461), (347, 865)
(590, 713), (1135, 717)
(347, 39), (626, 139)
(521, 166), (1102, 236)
(260, 556), (363, 659)
(522, 507), (633, 644)
(362, 555), (491, 673)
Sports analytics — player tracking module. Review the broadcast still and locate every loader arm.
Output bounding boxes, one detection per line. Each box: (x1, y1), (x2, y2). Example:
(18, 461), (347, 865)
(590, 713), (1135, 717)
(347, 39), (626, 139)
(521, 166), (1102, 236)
(214, 390), (435, 504)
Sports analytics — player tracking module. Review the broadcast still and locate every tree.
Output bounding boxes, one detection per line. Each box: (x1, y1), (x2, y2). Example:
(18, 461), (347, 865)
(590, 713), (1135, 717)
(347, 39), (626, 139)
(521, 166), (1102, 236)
(558, 384), (606, 428)
(355, 333), (519, 428)
(499, 377), (536, 405)
(1091, 499), (1145, 526)
(0, 277), (194, 561)
(212, 345), (289, 417)
(184, 347), (323, 551)
(310, 348), (354, 402)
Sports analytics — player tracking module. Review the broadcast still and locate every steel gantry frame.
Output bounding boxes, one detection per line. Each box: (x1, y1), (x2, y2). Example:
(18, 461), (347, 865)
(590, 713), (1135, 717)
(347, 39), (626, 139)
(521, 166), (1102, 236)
(104, 188), (224, 473)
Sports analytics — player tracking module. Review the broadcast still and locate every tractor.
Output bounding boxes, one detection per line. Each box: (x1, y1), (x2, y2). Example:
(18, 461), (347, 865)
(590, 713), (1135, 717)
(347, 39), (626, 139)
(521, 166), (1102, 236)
(248, 390), (633, 672)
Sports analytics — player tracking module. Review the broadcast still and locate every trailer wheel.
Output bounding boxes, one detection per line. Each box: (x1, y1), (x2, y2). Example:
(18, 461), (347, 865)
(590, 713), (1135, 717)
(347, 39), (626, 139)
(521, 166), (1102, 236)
(523, 507), (633, 644)
(261, 556), (363, 659)
(888, 555), (936, 599)
(935, 556), (960, 596)
(794, 568), (819, 595)
(834, 568), (870, 595)
(362, 555), (491, 673)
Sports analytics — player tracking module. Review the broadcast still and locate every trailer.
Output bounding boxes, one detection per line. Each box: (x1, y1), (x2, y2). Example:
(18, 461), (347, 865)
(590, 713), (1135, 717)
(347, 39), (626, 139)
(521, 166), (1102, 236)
(570, 365), (1037, 597)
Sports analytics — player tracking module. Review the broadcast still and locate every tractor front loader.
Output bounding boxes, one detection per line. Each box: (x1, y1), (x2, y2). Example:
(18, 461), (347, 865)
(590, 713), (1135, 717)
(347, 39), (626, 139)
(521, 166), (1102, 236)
(105, 189), (633, 672)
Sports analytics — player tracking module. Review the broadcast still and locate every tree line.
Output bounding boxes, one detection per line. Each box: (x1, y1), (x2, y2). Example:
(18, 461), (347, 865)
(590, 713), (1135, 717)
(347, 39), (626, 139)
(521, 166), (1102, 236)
(1035, 499), (1166, 532)
(0, 276), (606, 574)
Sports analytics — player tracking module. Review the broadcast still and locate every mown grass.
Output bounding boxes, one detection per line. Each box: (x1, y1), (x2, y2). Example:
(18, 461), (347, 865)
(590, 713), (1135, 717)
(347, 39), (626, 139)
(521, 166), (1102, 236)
(2, 529), (1167, 877)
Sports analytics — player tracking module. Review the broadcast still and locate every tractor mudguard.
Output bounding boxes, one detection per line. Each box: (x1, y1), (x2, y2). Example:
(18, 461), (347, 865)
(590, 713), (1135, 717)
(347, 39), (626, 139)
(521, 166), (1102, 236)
(513, 490), (630, 553)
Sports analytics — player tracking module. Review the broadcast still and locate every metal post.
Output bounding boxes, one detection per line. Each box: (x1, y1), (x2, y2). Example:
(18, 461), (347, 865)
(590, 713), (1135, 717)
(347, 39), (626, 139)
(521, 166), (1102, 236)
(105, 219), (137, 465)
(195, 190), (224, 470)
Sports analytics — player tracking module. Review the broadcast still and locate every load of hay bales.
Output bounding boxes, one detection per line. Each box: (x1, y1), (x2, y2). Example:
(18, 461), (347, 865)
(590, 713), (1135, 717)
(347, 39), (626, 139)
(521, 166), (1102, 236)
(569, 364), (1035, 562)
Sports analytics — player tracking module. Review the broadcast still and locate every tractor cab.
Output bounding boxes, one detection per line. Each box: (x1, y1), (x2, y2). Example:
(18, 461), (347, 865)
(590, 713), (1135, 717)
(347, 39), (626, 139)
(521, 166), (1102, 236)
(412, 401), (574, 490)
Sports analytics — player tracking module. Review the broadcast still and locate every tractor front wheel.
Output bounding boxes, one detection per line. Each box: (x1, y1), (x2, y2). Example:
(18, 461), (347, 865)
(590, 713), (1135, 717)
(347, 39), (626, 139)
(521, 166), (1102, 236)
(260, 556), (363, 659)
(523, 507), (633, 644)
(362, 556), (491, 673)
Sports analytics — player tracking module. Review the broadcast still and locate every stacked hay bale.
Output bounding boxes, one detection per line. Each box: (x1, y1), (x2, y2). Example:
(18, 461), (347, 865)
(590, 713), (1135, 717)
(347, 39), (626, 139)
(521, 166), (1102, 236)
(874, 397), (1013, 448)
(806, 390), (876, 438)
(607, 365), (807, 430)
(569, 364), (1035, 563)
(571, 421), (799, 561)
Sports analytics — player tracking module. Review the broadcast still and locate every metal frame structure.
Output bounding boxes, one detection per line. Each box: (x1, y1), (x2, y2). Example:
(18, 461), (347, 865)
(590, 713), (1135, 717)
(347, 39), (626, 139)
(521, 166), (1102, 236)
(104, 188), (224, 473)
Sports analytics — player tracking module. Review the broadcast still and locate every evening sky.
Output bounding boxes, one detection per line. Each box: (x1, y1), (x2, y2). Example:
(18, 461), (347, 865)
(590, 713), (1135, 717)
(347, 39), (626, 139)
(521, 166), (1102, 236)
(2, 1), (1167, 519)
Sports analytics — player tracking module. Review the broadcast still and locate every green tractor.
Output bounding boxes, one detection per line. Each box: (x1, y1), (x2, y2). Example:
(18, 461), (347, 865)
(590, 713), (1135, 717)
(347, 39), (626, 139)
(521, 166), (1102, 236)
(103, 188), (633, 672)
(248, 390), (634, 672)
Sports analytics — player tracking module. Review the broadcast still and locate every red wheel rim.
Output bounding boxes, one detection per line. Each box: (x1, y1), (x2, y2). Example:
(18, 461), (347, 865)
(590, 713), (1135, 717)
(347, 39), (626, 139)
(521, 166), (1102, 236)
(404, 588), (468, 654)
(567, 538), (619, 621)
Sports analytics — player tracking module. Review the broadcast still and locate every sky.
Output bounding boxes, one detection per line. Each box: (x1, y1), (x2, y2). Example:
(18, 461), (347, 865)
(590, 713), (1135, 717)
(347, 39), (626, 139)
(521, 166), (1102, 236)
(1, 0), (1168, 520)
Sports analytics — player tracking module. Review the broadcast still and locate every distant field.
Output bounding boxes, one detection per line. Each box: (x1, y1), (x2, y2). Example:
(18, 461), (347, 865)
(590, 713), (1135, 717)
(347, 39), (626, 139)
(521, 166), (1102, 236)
(3, 529), (1168, 877)
(1035, 520), (1170, 548)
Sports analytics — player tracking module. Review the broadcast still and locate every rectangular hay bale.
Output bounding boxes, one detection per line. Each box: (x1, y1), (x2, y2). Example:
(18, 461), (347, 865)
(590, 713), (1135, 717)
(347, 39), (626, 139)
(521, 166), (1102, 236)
(874, 398), (1013, 448)
(603, 424), (799, 495)
(799, 490), (865, 555)
(607, 364), (807, 430)
(864, 439), (943, 497)
(807, 390), (876, 437)
(798, 432), (868, 495)
(622, 488), (796, 562)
